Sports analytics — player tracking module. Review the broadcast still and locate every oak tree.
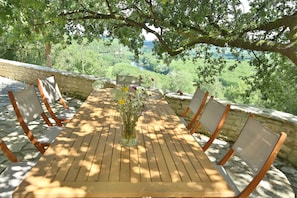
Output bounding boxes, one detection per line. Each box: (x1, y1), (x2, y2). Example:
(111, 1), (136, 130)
(2, 0), (297, 113)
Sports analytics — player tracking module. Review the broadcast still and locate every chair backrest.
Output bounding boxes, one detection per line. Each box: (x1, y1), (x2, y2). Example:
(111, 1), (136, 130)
(218, 115), (287, 197)
(36, 75), (64, 105)
(189, 87), (208, 114)
(36, 76), (70, 126)
(116, 74), (141, 86)
(8, 85), (53, 153)
(0, 138), (18, 162)
(191, 96), (230, 151)
(9, 85), (44, 124)
(181, 86), (209, 129)
(232, 117), (284, 174)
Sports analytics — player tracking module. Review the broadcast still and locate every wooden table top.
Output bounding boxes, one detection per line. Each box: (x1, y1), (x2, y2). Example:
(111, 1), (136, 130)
(13, 88), (234, 198)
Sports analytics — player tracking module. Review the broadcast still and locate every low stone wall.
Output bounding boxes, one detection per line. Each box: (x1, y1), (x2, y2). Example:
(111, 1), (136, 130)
(0, 59), (100, 99)
(1, 58), (296, 168)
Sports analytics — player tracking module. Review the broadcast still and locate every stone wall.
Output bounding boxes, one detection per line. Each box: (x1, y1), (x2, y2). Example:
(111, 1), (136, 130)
(1, 58), (296, 168)
(0, 59), (100, 99)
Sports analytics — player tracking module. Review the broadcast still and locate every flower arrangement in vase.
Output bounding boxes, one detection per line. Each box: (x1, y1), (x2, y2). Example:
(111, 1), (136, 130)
(114, 85), (147, 146)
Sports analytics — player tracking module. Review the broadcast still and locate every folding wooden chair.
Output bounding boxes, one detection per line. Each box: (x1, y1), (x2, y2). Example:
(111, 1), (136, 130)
(8, 85), (61, 154)
(215, 115), (287, 198)
(191, 96), (231, 152)
(116, 74), (141, 86)
(36, 75), (76, 126)
(180, 86), (209, 130)
(0, 138), (18, 162)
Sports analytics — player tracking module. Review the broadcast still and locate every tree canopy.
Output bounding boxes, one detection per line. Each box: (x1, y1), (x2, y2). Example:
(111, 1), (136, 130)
(3, 1), (297, 74)
(2, 1), (297, 63)
(58, 1), (297, 64)
(1, 0), (297, 113)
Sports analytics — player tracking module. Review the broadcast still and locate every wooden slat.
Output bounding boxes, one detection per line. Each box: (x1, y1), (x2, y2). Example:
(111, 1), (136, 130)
(64, 133), (88, 181)
(76, 132), (96, 181)
(155, 125), (182, 182)
(160, 127), (191, 182)
(137, 126), (151, 182)
(150, 126), (172, 182)
(146, 125), (163, 182)
(120, 145), (130, 181)
(87, 126), (109, 182)
(54, 132), (79, 181)
(108, 127), (122, 182)
(98, 125), (114, 182)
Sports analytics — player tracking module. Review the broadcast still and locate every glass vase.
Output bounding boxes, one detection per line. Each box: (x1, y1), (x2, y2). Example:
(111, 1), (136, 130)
(120, 123), (138, 146)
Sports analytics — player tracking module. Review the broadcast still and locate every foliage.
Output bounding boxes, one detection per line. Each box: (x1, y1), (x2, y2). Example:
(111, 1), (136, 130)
(0, 27), (46, 65)
(53, 38), (133, 76)
(2, 1), (297, 64)
(244, 52), (297, 114)
(2, 0), (297, 115)
(47, 0), (297, 65)
(0, 0), (66, 66)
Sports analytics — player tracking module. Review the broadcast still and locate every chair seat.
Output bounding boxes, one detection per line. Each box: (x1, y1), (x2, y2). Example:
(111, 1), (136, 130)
(57, 107), (76, 121)
(38, 126), (62, 144)
(0, 161), (36, 198)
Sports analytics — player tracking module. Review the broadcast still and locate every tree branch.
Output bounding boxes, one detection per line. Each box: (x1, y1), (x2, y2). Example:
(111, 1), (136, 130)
(105, 0), (113, 14)
(239, 11), (297, 36)
(167, 35), (297, 65)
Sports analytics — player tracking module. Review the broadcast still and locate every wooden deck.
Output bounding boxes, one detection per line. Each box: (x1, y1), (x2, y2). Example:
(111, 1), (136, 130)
(13, 88), (234, 197)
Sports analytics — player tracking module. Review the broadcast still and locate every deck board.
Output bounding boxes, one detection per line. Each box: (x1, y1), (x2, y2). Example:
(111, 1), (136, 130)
(137, 126), (151, 182)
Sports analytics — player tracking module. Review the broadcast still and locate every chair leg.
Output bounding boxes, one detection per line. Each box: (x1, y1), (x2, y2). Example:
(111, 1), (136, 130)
(0, 141), (19, 162)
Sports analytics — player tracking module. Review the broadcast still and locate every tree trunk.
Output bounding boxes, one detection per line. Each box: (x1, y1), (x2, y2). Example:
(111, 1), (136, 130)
(45, 42), (52, 67)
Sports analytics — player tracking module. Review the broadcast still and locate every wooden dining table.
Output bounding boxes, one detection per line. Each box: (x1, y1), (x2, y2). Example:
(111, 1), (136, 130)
(13, 88), (234, 198)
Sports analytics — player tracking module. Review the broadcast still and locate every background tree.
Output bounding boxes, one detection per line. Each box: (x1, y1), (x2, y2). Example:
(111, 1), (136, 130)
(0, 0), (66, 66)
